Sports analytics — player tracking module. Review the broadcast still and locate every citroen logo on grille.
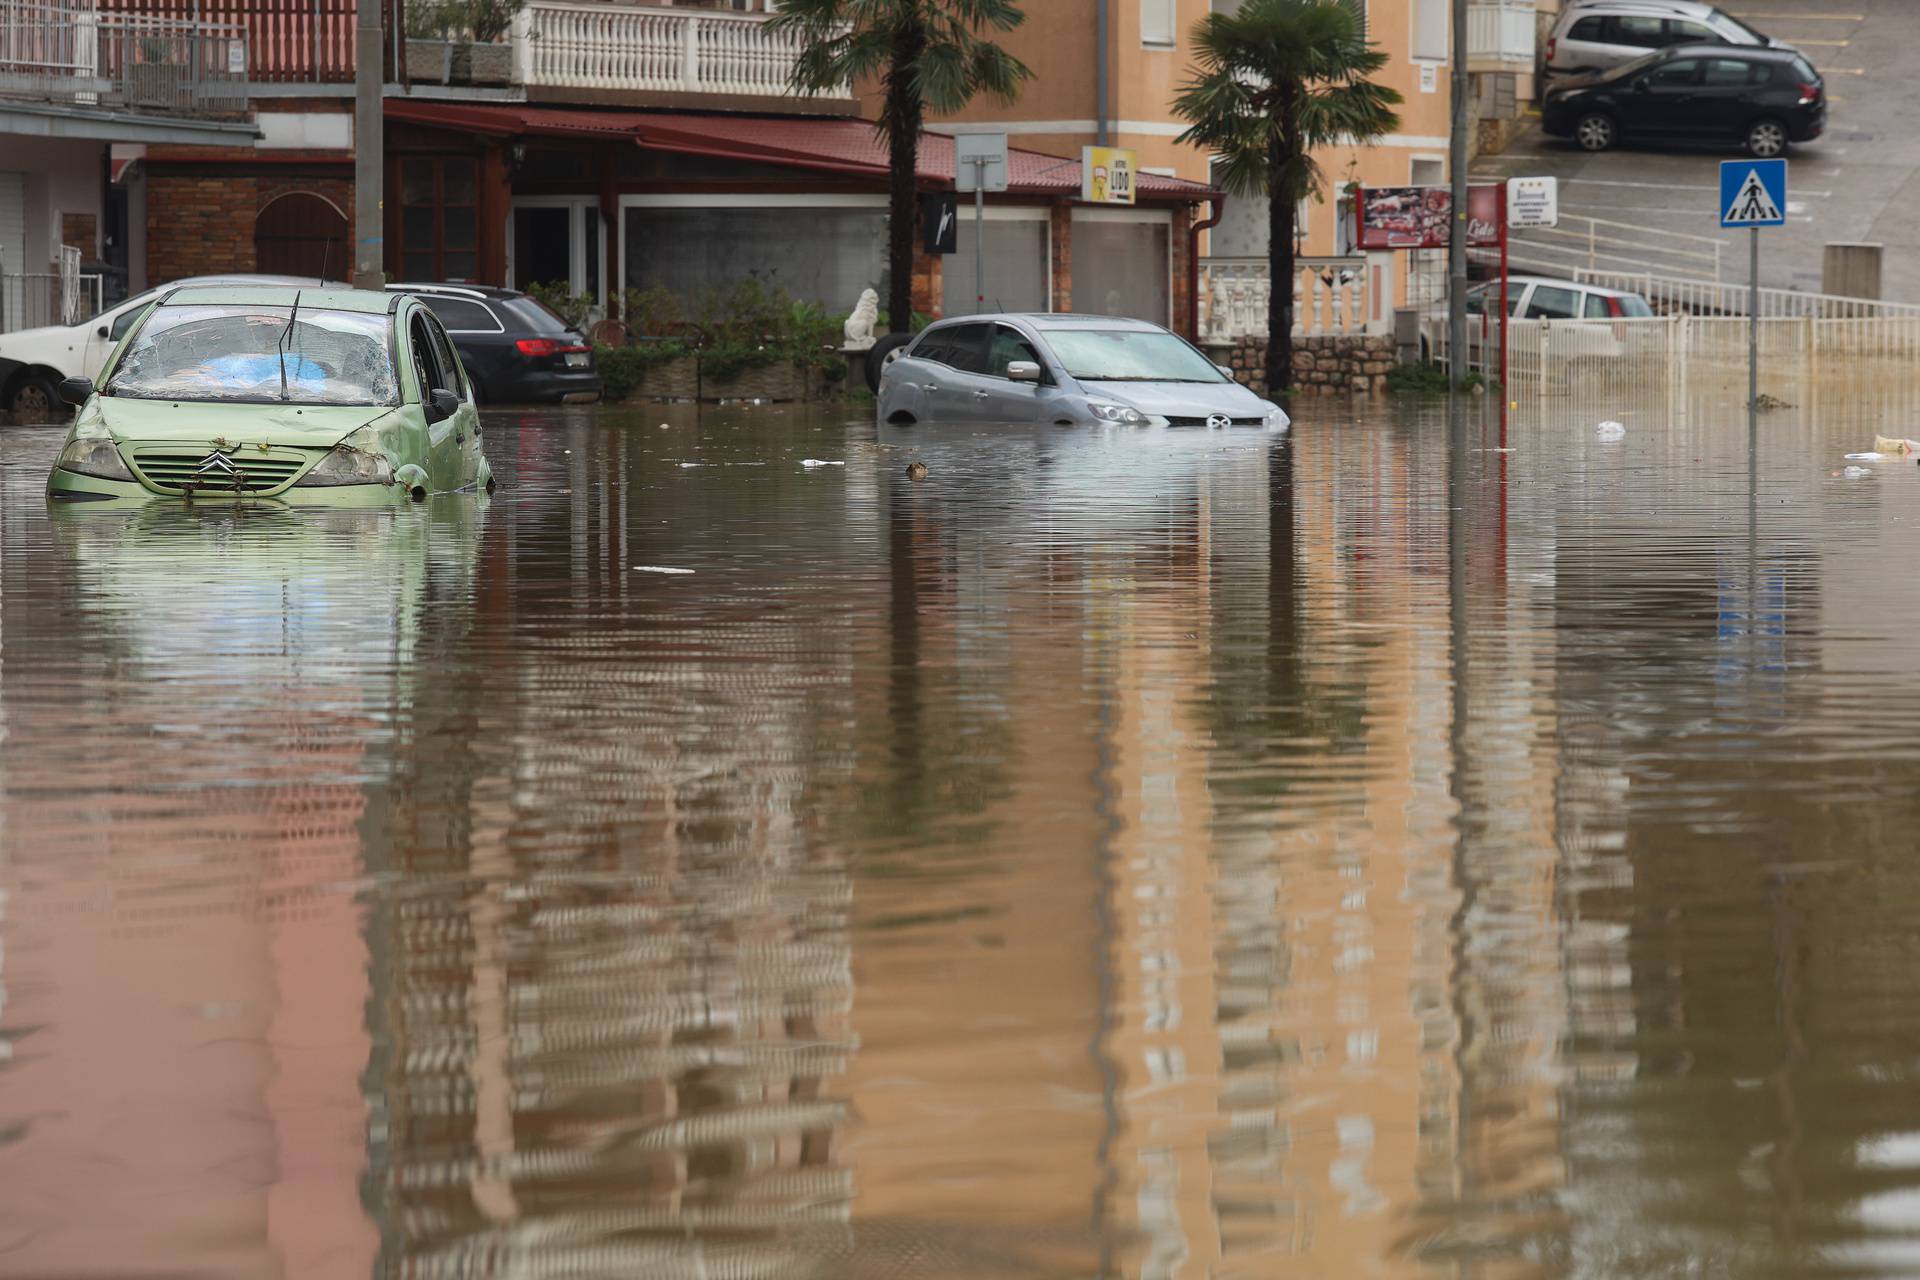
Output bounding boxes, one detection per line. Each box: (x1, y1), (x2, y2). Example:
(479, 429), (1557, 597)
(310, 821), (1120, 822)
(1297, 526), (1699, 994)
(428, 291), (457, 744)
(196, 450), (240, 478)
(1206, 413), (1233, 430)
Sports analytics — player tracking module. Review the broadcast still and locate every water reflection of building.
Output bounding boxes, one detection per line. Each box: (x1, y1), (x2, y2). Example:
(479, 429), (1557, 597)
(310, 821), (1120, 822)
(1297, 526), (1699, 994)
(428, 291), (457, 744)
(359, 426), (862, 1276)
(0, 501), (459, 1276)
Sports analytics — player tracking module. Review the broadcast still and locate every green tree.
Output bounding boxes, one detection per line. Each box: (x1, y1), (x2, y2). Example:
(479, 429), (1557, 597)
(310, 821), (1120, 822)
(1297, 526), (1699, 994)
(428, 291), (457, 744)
(770, 0), (1031, 335)
(1173, 0), (1400, 393)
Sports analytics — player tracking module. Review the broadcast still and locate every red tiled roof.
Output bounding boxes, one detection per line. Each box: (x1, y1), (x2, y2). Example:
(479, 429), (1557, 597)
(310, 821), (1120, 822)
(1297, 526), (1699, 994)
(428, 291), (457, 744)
(385, 101), (1216, 201)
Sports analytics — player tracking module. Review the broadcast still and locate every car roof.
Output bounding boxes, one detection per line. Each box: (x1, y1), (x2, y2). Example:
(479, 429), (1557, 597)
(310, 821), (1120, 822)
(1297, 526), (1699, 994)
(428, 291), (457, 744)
(1563, 0), (1719, 16)
(387, 282), (520, 301)
(1482, 275), (1648, 298)
(159, 283), (397, 313)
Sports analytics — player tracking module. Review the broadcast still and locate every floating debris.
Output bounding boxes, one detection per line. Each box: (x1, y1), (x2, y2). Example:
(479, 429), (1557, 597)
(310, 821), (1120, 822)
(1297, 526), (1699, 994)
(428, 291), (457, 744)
(906, 462), (929, 482)
(632, 566), (695, 575)
(800, 459), (844, 469)
(1596, 421), (1626, 442)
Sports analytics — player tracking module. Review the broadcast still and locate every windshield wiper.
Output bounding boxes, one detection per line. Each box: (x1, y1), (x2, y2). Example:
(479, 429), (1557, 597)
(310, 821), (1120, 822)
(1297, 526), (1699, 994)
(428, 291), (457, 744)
(277, 290), (302, 402)
(1080, 375), (1218, 382)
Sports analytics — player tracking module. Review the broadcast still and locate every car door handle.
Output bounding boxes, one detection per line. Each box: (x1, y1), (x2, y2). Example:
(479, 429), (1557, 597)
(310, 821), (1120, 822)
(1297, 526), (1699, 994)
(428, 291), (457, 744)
(973, 389), (990, 398)
(921, 383), (940, 392)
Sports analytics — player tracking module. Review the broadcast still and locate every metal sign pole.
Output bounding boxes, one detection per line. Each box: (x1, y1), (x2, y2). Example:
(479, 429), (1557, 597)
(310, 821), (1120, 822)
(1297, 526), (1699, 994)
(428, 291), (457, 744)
(974, 160), (986, 313)
(1749, 225), (1759, 423)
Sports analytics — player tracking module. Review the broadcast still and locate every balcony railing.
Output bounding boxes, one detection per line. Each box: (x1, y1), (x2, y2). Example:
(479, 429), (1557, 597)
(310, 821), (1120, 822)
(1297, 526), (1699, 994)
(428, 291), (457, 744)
(0, 1), (249, 112)
(514, 1), (849, 100)
(1200, 257), (1369, 344)
(1467, 0), (1536, 70)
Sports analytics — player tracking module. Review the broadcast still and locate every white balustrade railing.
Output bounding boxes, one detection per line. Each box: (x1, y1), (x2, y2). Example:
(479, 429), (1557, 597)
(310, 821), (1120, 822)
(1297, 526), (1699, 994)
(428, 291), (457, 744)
(1200, 256), (1368, 343)
(515, 1), (848, 98)
(1466, 0), (1536, 67)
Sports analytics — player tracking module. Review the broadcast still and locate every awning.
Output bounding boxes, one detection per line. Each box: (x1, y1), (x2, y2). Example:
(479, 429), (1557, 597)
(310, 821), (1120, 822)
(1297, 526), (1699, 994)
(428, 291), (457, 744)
(384, 100), (1217, 200)
(0, 100), (260, 146)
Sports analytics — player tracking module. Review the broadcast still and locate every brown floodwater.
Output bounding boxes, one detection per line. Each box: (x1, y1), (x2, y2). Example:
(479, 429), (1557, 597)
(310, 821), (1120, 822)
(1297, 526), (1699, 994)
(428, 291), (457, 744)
(4, 390), (1920, 1278)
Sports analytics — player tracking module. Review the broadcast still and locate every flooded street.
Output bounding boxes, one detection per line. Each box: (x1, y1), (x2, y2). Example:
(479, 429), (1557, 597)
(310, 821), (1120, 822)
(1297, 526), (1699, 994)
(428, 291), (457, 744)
(5, 392), (1920, 1278)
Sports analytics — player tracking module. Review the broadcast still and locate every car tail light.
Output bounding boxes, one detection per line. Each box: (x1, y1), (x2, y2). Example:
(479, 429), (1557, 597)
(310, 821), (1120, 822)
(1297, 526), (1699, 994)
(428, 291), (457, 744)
(1797, 82), (1821, 105)
(516, 338), (592, 357)
(1546, 36), (1556, 62)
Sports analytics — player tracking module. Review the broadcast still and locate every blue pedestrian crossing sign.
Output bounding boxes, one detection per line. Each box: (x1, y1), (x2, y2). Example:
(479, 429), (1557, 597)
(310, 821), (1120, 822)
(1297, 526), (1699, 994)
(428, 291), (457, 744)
(1721, 159), (1787, 228)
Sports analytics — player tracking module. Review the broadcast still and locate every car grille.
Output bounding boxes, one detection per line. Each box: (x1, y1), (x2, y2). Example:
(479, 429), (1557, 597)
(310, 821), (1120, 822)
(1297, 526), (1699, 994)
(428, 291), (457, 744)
(129, 447), (311, 494)
(1162, 415), (1266, 427)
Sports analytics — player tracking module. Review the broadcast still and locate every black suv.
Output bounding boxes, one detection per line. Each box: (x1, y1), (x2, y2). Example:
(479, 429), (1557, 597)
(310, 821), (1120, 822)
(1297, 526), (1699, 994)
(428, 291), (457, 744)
(1542, 44), (1825, 157)
(385, 284), (601, 404)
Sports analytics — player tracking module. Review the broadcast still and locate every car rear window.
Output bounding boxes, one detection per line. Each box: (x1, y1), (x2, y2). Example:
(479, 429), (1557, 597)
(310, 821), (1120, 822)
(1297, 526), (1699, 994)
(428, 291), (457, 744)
(1567, 15), (1604, 40)
(420, 296), (501, 332)
(1619, 295), (1654, 318)
(500, 296), (573, 335)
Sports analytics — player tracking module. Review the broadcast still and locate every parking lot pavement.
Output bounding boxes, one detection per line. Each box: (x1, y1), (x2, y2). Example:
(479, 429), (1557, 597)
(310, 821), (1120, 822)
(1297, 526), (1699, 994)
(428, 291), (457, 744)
(1473, 0), (1920, 300)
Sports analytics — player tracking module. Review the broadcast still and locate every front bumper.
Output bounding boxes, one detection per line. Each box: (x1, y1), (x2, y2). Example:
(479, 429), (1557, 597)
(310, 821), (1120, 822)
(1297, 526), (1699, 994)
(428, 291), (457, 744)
(48, 465), (410, 507)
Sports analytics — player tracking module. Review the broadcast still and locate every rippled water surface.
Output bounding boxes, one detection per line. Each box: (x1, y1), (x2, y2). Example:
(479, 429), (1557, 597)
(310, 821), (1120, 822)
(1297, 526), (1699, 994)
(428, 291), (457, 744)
(5, 393), (1920, 1278)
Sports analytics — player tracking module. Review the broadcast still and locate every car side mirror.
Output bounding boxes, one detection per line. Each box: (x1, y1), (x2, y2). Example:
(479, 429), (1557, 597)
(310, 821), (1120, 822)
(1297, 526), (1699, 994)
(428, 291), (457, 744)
(429, 388), (461, 420)
(1634, 79), (1651, 92)
(1006, 360), (1041, 383)
(57, 376), (94, 406)
(96, 325), (109, 339)
(1215, 363), (1236, 379)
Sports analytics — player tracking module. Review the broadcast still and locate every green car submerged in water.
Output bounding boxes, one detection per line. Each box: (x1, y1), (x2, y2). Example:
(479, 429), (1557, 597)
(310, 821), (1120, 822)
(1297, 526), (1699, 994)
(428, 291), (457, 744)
(46, 284), (492, 505)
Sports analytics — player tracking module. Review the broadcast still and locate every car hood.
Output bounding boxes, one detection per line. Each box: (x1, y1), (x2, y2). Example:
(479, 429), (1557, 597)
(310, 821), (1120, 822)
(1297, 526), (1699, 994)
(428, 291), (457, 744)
(0, 320), (81, 354)
(87, 396), (399, 447)
(1079, 379), (1274, 417)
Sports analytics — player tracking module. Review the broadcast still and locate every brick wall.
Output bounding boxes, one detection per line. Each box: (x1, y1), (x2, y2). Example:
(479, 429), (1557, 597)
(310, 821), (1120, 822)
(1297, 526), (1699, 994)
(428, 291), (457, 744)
(60, 212), (98, 258)
(147, 175), (259, 282)
(146, 171), (358, 285)
(1211, 333), (1396, 397)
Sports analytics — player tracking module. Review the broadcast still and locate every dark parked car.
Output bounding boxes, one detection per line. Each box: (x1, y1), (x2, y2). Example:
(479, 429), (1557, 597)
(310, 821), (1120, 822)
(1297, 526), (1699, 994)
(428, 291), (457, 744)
(385, 283), (601, 404)
(1541, 44), (1824, 157)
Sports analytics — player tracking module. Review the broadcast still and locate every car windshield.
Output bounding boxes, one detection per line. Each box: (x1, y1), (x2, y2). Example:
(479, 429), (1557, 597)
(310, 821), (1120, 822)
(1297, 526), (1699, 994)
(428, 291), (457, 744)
(104, 304), (398, 405)
(1709, 9), (1765, 43)
(1045, 329), (1226, 382)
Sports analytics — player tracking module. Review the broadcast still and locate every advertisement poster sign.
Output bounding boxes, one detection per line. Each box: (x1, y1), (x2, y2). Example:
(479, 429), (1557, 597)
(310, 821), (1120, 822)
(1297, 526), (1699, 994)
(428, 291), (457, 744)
(1353, 185), (1502, 250)
(1081, 146), (1137, 205)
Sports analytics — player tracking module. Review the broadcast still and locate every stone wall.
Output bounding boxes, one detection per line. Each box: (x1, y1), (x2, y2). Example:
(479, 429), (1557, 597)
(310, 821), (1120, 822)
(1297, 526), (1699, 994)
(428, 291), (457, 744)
(1213, 334), (1396, 396)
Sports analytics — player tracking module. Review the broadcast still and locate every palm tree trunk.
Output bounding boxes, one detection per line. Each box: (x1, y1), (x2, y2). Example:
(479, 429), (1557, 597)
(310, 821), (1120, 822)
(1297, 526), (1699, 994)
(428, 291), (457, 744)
(884, 20), (927, 335)
(1265, 135), (1295, 394)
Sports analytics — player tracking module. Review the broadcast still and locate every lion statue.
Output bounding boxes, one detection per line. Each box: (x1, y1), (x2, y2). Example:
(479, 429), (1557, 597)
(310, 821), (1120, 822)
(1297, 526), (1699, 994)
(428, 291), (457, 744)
(843, 287), (880, 350)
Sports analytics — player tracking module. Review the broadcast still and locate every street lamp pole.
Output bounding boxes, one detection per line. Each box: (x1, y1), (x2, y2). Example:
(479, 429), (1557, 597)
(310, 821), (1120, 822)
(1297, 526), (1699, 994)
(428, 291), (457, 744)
(352, 0), (385, 290)
(1447, 0), (1470, 391)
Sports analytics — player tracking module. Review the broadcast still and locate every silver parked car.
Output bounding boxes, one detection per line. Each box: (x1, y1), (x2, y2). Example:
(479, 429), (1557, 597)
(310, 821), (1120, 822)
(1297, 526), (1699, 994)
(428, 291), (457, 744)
(1546, 1), (1794, 78)
(875, 314), (1289, 429)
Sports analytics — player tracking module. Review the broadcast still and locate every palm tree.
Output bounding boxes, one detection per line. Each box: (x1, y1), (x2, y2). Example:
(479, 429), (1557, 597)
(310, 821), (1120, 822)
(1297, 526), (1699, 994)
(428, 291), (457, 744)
(1173, 0), (1400, 394)
(771, 0), (1032, 335)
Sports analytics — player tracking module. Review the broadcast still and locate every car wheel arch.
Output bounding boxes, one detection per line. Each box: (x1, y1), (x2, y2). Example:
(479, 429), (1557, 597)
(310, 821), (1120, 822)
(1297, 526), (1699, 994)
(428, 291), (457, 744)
(4, 364), (68, 418)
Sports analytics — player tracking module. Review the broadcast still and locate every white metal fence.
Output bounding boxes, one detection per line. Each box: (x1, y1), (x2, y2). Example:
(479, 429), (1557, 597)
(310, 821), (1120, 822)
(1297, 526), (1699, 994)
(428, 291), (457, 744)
(1508, 215), (1728, 282)
(0, 268), (103, 332)
(1502, 313), (1920, 401)
(1573, 268), (1920, 321)
(1199, 256), (1368, 343)
(1466, 0), (1535, 68)
(513, 1), (847, 98)
(0, 1), (248, 113)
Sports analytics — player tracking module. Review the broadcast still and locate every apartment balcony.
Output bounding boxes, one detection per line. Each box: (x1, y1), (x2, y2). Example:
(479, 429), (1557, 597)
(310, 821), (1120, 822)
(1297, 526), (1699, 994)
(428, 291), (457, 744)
(0, 0), (250, 116)
(1467, 0), (1538, 74)
(511, 1), (853, 110)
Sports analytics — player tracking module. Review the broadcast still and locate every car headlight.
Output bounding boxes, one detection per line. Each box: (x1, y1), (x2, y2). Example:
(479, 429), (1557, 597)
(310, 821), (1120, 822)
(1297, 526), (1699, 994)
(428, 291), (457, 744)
(294, 433), (395, 488)
(1086, 401), (1146, 425)
(56, 437), (134, 481)
(1265, 406), (1291, 431)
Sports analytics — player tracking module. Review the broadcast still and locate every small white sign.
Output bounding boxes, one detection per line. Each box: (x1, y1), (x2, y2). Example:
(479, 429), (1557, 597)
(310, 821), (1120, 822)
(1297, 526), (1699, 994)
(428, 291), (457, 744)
(1419, 63), (1437, 94)
(953, 131), (1009, 194)
(1507, 176), (1559, 229)
(226, 40), (247, 75)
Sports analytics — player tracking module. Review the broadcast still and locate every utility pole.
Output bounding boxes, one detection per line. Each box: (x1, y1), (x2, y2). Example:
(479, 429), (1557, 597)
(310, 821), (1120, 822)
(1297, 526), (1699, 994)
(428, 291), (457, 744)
(352, 0), (385, 290)
(1447, 0), (1469, 391)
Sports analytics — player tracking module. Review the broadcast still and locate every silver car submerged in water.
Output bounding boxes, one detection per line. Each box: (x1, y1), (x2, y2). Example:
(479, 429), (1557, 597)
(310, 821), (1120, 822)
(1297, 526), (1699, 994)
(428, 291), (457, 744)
(875, 313), (1289, 430)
